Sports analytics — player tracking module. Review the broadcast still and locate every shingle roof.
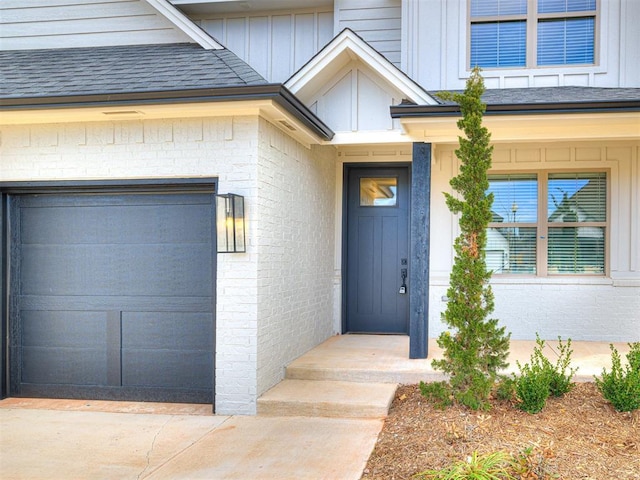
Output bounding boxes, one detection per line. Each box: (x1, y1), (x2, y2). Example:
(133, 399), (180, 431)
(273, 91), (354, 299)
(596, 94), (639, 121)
(431, 86), (640, 105)
(0, 43), (267, 99)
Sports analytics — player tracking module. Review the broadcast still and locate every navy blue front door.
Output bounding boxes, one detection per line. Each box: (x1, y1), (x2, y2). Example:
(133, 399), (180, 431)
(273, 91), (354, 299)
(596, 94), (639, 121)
(345, 166), (410, 333)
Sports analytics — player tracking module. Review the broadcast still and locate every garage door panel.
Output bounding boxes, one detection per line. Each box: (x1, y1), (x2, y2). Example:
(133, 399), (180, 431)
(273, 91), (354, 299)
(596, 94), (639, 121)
(19, 295), (213, 312)
(21, 202), (213, 246)
(10, 191), (215, 404)
(21, 311), (107, 348)
(122, 312), (213, 350)
(21, 244), (212, 296)
(21, 347), (107, 385)
(122, 351), (213, 390)
(18, 193), (210, 209)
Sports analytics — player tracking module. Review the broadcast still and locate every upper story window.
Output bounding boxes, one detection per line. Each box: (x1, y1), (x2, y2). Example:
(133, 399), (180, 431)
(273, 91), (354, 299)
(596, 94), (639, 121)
(469, 0), (597, 69)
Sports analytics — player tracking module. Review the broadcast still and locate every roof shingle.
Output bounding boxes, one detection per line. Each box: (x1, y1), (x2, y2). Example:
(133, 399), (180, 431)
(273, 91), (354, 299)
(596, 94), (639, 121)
(430, 86), (640, 105)
(0, 43), (267, 99)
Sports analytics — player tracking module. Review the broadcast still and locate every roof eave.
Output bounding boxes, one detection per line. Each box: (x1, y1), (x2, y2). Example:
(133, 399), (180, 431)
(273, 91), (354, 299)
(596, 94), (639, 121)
(0, 84), (334, 141)
(391, 100), (640, 118)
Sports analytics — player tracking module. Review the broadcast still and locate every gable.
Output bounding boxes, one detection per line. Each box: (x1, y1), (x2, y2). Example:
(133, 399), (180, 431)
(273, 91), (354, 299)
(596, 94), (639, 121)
(0, 0), (221, 50)
(307, 61), (407, 134)
(285, 29), (437, 143)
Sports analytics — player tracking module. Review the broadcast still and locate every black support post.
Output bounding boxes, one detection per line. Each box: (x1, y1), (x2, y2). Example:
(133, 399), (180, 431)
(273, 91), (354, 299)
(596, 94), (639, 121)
(409, 142), (431, 359)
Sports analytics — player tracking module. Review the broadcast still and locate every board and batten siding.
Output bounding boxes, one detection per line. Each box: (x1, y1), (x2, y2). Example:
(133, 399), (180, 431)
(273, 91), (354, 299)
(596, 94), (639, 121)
(197, 9), (333, 82)
(402, 0), (640, 89)
(0, 0), (193, 50)
(429, 142), (640, 342)
(305, 64), (405, 133)
(336, 0), (402, 66)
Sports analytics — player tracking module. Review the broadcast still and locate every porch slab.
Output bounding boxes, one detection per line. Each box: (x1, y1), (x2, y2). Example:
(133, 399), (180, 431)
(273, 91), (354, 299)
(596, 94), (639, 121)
(286, 334), (632, 384)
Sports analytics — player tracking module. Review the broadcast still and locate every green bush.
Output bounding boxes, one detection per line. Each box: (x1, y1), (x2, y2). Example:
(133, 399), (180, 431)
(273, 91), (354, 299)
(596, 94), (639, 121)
(419, 381), (453, 409)
(415, 450), (516, 480)
(514, 360), (550, 414)
(594, 343), (640, 412)
(546, 336), (578, 397)
(514, 335), (577, 413)
(494, 376), (516, 402)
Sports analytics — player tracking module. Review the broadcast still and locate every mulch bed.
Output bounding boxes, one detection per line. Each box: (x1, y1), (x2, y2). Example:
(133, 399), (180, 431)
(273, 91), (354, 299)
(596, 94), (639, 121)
(363, 382), (639, 479)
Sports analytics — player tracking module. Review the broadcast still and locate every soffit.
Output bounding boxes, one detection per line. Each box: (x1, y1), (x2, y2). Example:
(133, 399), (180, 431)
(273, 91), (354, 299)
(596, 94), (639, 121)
(399, 111), (640, 144)
(0, 99), (329, 147)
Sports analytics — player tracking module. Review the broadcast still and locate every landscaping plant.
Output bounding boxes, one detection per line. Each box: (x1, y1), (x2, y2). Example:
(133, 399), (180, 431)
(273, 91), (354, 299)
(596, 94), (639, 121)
(419, 380), (453, 409)
(430, 67), (510, 410)
(415, 450), (517, 480)
(514, 335), (577, 413)
(514, 360), (550, 414)
(494, 376), (516, 402)
(545, 336), (578, 397)
(595, 342), (640, 412)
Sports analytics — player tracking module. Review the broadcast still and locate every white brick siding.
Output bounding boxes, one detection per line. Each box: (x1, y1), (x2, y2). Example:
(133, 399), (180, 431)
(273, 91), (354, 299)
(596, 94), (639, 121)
(0, 116), (337, 414)
(255, 118), (337, 397)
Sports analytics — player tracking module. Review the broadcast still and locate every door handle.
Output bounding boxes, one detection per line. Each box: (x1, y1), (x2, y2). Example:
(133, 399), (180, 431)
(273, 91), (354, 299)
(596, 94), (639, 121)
(399, 268), (408, 294)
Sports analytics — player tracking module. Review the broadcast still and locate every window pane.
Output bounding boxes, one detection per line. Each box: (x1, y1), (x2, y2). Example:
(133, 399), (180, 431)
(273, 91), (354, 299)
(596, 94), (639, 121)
(538, 17), (594, 65)
(360, 177), (397, 206)
(548, 172), (606, 223)
(487, 227), (537, 274)
(548, 226), (604, 274)
(488, 174), (537, 223)
(538, 0), (596, 14)
(471, 0), (527, 17)
(471, 21), (526, 67)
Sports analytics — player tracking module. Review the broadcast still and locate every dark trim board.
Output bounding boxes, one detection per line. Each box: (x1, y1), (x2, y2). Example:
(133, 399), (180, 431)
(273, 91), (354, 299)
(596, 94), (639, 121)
(0, 178), (218, 409)
(1, 195), (6, 399)
(409, 143), (431, 359)
(0, 178), (218, 194)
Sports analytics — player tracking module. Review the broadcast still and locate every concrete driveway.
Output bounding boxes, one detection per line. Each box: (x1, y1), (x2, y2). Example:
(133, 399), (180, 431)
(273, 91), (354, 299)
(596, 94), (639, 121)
(0, 400), (383, 480)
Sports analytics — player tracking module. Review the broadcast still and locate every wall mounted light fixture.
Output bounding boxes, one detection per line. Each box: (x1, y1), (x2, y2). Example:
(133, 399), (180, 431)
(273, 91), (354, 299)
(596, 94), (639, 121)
(216, 193), (246, 253)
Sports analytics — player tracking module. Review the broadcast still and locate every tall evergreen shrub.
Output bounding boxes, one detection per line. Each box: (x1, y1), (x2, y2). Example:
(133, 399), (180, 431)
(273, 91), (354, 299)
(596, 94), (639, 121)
(431, 67), (511, 410)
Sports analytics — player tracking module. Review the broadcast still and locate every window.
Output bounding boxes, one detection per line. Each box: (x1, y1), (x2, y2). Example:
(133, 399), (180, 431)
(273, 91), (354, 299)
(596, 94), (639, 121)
(469, 0), (597, 68)
(360, 178), (398, 206)
(487, 171), (607, 275)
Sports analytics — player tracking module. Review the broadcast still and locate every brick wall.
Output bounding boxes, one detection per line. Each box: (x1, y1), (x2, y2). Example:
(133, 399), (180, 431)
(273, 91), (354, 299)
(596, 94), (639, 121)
(255, 118), (337, 397)
(0, 116), (337, 414)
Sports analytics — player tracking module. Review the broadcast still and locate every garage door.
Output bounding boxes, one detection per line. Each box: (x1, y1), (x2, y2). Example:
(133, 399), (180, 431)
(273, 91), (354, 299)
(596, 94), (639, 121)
(9, 192), (215, 404)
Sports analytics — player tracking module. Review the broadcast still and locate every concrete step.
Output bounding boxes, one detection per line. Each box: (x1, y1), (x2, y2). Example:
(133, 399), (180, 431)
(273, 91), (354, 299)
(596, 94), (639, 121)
(285, 363), (448, 385)
(257, 379), (397, 418)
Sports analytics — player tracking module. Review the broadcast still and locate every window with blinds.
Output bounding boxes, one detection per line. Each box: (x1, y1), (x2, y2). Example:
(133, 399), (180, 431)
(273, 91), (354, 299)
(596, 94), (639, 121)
(487, 171), (607, 276)
(547, 172), (606, 274)
(469, 0), (597, 68)
(487, 174), (538, 274)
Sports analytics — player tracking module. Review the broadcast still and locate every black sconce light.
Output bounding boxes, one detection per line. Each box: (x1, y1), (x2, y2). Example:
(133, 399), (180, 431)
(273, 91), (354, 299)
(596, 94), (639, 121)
(216, 193), (246, 253)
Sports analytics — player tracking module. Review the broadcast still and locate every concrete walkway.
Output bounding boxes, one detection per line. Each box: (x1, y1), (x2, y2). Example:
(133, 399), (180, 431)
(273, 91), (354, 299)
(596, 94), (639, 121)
(0, 335), (629, 480)
(0, 401), (383, 480)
